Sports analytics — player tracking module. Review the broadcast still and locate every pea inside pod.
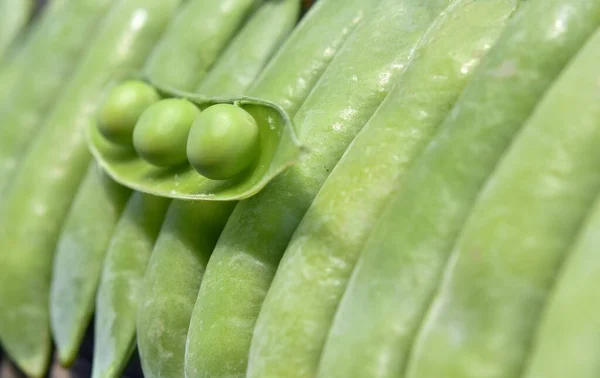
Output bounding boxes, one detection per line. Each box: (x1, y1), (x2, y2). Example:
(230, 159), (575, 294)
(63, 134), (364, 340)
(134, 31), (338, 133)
(88, 81), (304, 201)
(133, 98), (199, 167)
(98, 80), (161, 146)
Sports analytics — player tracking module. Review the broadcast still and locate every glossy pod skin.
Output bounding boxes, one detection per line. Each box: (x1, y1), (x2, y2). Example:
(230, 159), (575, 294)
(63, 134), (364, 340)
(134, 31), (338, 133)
(320, 0), (600, 377)
(184, 0), (451, 375)
(142, 0), (263, 91)
(248, 1), (517, 377)
(0, 0), (34, 60)
(406, 28), (600, 377)
(135, 1), (299, 376)
(0, 1), (180, 376)
(0, 0), (117, 196)
(49, 164), (131, 367)
(93, 193), (170, 378)
(522, 195), (600, 378)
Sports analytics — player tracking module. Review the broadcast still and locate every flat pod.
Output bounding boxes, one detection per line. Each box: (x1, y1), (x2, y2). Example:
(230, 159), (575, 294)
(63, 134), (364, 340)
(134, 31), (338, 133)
(88, 79), (304, 201)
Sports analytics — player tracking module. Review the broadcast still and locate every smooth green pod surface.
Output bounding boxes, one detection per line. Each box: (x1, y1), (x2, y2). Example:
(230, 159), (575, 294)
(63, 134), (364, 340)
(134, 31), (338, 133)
(98, 80), (161, 146)
(142, 0), (262, 91)
(249, 1), (517, 377)
(136, 200), (236, 378)
(0, 0), (68, 102)
(135, 1), (299, 377)
(0, 1), (180, 375)
(522, 195), (600, 378)
(405, 27), (600, 378)
(194, 0), (299, 96)
(184, 0), (449, 375)
(89, 89), (303, 201)
(93, 193), (170, 378)
(320, 0), (600, 377)
(49, 164), (131, 367)
(0, 0), (116, 196)
(0, 0), (34, 60)
(134, 98), (200, 167)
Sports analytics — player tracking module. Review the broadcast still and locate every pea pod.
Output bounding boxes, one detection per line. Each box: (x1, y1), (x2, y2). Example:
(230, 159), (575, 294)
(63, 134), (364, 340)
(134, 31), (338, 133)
(405, 27), (600, 378)
(136, 1), (299, 377)
(88, 89), (303, 201)
(522, 195), (600, 378)
(0, 0), (180, 375)
(249, 1), (517, 377)
(195, 0), (299, 98)
(319, 0), (600, 376)
(0, 0), (117, 197)
(0, 0), (35, 61)
(0, 0), (68, 102)
(49, 164), (131, 367)
(92, 193), (170, 378)
(184, 0), (450, 375)
(142, 0), (263, 91)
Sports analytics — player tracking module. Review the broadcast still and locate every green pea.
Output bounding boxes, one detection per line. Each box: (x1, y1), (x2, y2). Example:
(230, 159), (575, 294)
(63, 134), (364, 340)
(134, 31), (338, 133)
(133, 98), (199, 167)
(187, 103), (259, 180)
(98, 80), (160, 146)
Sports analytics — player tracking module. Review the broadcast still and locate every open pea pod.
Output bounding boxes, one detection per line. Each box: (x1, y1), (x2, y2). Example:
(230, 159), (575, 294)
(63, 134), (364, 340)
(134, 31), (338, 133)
(88, 79), (304, 201)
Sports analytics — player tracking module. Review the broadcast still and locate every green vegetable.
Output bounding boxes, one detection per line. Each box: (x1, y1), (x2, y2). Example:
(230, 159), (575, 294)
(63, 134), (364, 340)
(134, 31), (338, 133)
(0, 0), (116, 196)
(0, 0), (35, 61)
(142, 0), (263, 91)
(187, 103), (260, 179)
(405, 26), (600, 378)
(89, 90), (303, 200)
(194, 0), (298, 96)
(0, 0), (180, 375)
(136, 1), (299, 376)
(134, 98), (200, 167)
(0, 0), (68, 102)
(98, 80), (161, 146)
(49, 164), (131, 367)
(522, 196), (600, 378)
(248, 0), (517, 377)
(136, 200), (236, 378)
(320, 0), (600, 376)
(91, 1), (277, 377)
(50, 0), (278, 370)
(93, 193), (170, 378)
(184, 0), (449, 375)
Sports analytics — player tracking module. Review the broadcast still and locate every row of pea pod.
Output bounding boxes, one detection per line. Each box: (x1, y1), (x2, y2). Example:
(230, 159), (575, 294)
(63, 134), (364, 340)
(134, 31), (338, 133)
(2, 0), (600, 377)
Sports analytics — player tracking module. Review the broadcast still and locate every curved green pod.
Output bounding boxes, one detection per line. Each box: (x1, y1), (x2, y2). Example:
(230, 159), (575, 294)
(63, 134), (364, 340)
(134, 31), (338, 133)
(0, 0), (117, 196)
(184, 0), (450, 375)
(522, 195), (600, 378)
(93, 193), (170, 378)
(49, 164), (131, 367)
(320, 0), (600, 377)
(0, 0), (68, 102)
(0, 0), (180, 376)
(135, 1), (299, 377)
(89, 86), (303, 201)
(194, 0), (298, 96)
(0, 0), (35, 61)
(405, 27), (600, 378)
(248, 1), (517, 377)
(142, 0), (263, 91)
(137, 200), (236, 378)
